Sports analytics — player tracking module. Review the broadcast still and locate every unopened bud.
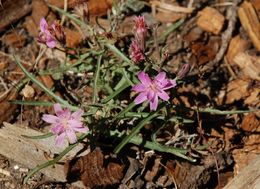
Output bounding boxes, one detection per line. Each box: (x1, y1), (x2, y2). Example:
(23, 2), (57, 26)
(177, 63), (190, 79)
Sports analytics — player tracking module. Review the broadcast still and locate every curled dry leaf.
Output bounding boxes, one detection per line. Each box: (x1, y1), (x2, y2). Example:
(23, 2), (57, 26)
(65, 148), (124, 188)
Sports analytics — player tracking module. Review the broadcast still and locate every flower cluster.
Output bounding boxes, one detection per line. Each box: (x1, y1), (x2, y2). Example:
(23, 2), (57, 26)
(42, 103), (88, 146)
(132, 72), (176, 111)
(37, 18), (66, 48)
(129, 16), (148, 62)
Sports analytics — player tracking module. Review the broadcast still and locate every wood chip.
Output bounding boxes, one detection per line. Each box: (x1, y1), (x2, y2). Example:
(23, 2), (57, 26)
(150, 1), (194, 13)
(241, 113), (259, 132)
(238, 1), (260, 51)
(226, 79), (249, 104)
(233, 52), (260, 80)
(197, 7), (225, 35)
(224, 155), (260, 189)
(0, 0), (31, 32)
(226, 35), (250, 64)
(47, 0), (86, 9)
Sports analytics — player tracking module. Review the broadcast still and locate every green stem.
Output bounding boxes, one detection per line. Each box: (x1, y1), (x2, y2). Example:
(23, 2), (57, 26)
(93, 54), (102, 103)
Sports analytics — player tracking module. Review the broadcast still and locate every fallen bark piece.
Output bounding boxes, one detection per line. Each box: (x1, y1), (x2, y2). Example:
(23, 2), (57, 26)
(197, 7), (225, 35)
(233, 52), (260, 80)
(238, 1), (260, 51)
(0, 0), (31, 32)
(224, 155), (260, 189)
(0, 122), (85, 188)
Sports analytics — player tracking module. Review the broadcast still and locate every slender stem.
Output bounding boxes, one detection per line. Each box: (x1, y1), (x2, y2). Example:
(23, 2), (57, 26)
(93, 54), (102, 103)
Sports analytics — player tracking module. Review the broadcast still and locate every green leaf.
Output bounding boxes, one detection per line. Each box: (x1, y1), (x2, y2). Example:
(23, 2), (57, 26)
(22, 132), (53, 139)
(114, 106), (161, 154)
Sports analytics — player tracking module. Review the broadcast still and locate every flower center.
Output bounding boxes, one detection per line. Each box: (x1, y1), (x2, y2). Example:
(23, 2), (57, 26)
(61, 118), (69, 129)
(149, 82), (159, 93)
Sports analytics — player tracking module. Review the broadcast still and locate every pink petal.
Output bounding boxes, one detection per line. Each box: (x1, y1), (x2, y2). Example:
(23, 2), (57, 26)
(138, 72), (151, 85)
(68, 119), (83, 128)
(157, 90), (169, 101)
(66, 129), (77, 144)
(150, 95), (158, 111)
(71, 109), (84, 120)
(51, 124), (64, 134)
(46, 39), (56, 48)
(42, 114), (59, 124)
(54, 103), (70, 118)
(147, 90), (155, 101)
(163, 79), (177, 90)
(73, 125), (89, 133)
(40, 18), (48, 32)
(134, 92), (148, 104)
(55, 133), (66, 146)
(155, 72), (166, 82)
(132, 83), (146, 92)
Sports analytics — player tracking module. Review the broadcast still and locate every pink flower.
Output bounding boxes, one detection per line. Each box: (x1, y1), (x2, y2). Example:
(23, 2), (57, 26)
(129, 40), (145, 62)
(134, 16), (147, 51)
(42, 103), (88, 146)
(37, 18), (56, 48)
(132, 72), (176, 111)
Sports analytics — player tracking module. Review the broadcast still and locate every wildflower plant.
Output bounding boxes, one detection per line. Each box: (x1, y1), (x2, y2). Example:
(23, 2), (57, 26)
(13, 5), (252, 184)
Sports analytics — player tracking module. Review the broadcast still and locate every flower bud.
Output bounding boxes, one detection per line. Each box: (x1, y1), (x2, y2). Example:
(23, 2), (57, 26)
(133, 16), (147, 51)
(177, 63), (190, 79)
